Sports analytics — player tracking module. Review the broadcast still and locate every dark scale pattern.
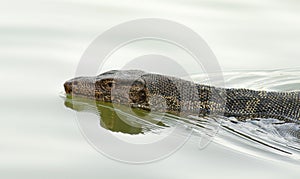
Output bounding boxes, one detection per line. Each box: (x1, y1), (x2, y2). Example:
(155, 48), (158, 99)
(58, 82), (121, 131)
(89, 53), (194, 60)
(141, 74), (182, 113)
(141, 73), (300, 122)
(196, 85), (212, 116)
(141, 73), (227, 117)
(225, 89), (300, 122)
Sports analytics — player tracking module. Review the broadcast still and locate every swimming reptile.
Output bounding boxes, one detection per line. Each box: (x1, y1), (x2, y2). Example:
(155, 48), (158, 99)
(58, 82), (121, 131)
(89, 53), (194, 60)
(64, 70), (300, 123)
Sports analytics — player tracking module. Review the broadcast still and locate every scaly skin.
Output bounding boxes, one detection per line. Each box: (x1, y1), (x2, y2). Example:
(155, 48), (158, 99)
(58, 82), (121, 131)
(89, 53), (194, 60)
(64, 70), (300, 122)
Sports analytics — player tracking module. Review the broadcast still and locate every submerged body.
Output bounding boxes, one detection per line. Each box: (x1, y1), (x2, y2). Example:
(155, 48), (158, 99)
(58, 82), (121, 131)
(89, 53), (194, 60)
(64, 70), (300, 123)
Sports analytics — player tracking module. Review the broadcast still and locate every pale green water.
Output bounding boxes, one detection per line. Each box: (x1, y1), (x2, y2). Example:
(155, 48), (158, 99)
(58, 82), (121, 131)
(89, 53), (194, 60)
(1, 0), (300, 178)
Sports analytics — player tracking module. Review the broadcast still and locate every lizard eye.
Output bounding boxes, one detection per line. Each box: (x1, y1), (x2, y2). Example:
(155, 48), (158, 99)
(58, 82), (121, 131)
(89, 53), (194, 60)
(107, 82), (113, 88)
(98, 79), (115, 91)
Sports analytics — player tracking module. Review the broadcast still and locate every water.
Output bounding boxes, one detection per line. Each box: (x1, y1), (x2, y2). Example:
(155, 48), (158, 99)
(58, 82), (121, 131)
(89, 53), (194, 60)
(1, 0), (300, 178)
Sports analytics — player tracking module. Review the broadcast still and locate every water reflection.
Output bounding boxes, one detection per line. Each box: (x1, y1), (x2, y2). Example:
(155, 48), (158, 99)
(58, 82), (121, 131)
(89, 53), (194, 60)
(64, 95), (167, 135)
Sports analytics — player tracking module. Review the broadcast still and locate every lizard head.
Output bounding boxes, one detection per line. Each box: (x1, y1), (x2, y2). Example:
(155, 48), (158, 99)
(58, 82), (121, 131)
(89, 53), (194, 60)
(64, 70), (150, 109)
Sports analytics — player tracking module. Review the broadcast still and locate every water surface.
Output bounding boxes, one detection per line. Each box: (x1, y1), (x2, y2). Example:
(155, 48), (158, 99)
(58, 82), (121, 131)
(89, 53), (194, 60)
(1, 0), (300, 178)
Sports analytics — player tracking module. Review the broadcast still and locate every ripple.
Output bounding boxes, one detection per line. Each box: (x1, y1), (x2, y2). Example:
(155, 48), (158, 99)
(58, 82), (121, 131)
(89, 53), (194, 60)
(191, 68), (300, 163)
